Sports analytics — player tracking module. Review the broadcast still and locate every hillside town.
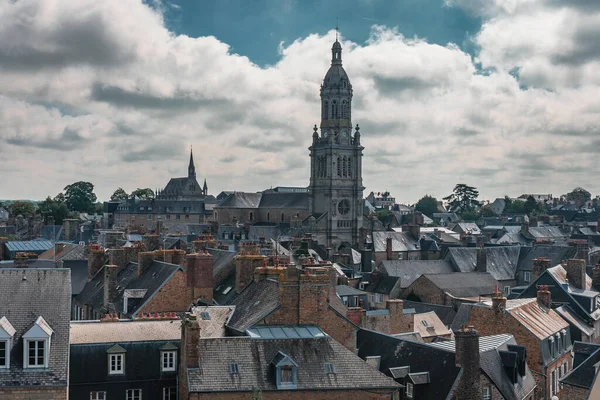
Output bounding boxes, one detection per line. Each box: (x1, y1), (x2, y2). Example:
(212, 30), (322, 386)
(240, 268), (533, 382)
(2, 13), (600, 400)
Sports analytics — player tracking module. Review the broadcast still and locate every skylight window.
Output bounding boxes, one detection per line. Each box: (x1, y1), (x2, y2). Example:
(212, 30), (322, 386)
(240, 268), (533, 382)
(229, 363), (240, 374)
(200, 311), (210, 320)
(324, 362), (336, 374)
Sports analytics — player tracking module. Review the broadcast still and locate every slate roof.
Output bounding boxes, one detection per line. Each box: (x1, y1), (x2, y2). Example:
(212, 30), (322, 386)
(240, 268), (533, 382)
(547, 265), (593, 291)
(379, 260), (454, 289)
(453, 222), (481, 235)
(38, 243), (87, 261)
(206, 247), (237, 283)
(517, 245), (576, 272)
(402, 300), (457, 326)
(0, 269), (71, 388)
(560, 342), (600, 389)
(527, 226), (565, 239)
(357, 329), (460, 399)
(362, 272), (400, 295)
(75, 260), (182, 317)
(258, 192), (309, 209)
(215, 192), (262, 209)
(429, 334), (536, 400)
(188, 336), (399, 392)
(4, 239), (53, 253)
(420, 272), (498, 298)
(555, 305), (595, 337)
(369, 231), (420, 253)
(336, 285), (367, 297)
(446, 246), (521, 281)
(227, 280), (281, 332)
(70, 319), (182, 344)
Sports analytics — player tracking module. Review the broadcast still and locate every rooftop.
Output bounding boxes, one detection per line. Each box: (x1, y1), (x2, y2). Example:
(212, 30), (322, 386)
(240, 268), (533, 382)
(70, 318), (182, 344)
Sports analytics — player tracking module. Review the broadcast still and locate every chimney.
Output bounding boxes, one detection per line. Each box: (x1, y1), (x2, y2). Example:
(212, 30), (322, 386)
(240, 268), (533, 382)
(532, 257), (551, 281)
(87, 245), (105, 280)
(361, 248), (373, 273)
(142, 234), (160, 251)
(103, 264), (119, 310)
(529, 217), (538, 227)
(298, 267), (330, 325)
(386, 237), (393, 260)
(491, 289), (506, 311)
(235, 243), (265, 293)
(108, 248), (126, 268)
(186, 252), (214, 303)
(386, 299), (406, 334)
(592, 265), (600, 291)
(521, 222), (529, 236)
(137, 251), (156, 277)
(408, 225), (420, 241)
(537, 285), (552, 308)
(182, 314), (200, 368)
(346, 307), (364, 326)
(476, 246), (487, 273)
(455, 326), (481, 400)
(55, 242), (66, 255)
(0, 236), (7, 261)
(566, 259), (587, 289)
(123, 246), (142, 266)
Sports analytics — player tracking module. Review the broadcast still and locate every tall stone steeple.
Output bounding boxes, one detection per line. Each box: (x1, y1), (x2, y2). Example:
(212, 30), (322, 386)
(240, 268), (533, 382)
(188, 147), (196, 179)
(308, 36), (364, 249)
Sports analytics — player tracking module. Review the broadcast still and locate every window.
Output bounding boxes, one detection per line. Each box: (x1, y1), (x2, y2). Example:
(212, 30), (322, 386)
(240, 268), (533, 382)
(176, 214), (180, 220)
(22, 316), (52, 369)
(249, 212), (254, 222)
(281, 213), (285, 222)
(162, 351), (176, 372)
(331, 100), (338, 119)
(126, 389), (142, 400)
(0, 341), (7, 368)
(185, 214), (189, 220)
(27, 340), (45, 367)
(229, 363), (240, 374)
(550, 369), (556, 397)
(406, 382), (414, 398)
(323, 100), (328, 119)
(482, 386), (491, 400)
(504, 286), (511, 296)
(337, 157), (341, 176)
(280, 365), (294, 383)
(90, 392), (106, 400)
(267, 212), (270, 221)
(341, 100), (348, 118)
(109, 353), (124, 374)
(166, 214), (171, 220)
(163, 387), (176, 400)
(147, 214), (152, 220)
(524, 271), (531, 282)
(347, 157), (352, 177)
(342, 156), (347, 177)
(375, 293), (383, 304)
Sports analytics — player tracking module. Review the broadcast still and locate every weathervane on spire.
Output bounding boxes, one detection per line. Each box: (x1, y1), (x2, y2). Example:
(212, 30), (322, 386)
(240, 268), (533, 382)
(335, 17), (339, 41)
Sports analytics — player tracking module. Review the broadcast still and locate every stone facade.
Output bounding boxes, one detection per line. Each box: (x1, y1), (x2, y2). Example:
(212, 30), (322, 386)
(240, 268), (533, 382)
(560, 384), (590, 400)
(0, 387), (68, 400)
(308, 39), (364, 250)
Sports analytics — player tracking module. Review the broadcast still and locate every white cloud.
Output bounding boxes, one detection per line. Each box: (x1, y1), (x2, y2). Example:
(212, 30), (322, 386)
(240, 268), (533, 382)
(0, 0), (599, 203)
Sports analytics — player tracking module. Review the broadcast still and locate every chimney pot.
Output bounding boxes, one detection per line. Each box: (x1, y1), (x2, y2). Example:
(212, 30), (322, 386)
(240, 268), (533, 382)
(566, 259), (587, 289)
(537, 285), (552, 308)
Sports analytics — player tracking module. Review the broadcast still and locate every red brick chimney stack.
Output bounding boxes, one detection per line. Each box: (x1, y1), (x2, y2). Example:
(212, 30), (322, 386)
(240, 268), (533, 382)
(532, 257), (551, 281)
(537, 285), (552, 308)
(87, 244), (105, 280)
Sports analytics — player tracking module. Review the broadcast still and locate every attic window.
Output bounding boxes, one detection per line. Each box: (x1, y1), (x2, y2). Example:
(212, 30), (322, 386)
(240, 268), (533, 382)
(0, 316), (16, 369)
(421, 320), (428, 327)
(222, 287), (232, 295)
(272, 351), (298, 389)
(324, 362), (336, 374)
(200, 312), (211, 320)
(229, 363), (240, 375)
(22, 316), (53, 369)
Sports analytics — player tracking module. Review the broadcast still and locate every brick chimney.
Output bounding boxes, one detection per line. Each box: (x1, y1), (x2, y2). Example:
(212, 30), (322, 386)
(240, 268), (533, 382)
(476, 246), (487, 273)
(532, 257), (551, 281)
(537, 285), (552, 308)
(186, 252), (214, 303)
(521, 222), (529, 236)
(182, 314), (200, 368)
(566, 259), (587, 289)
(592, 265), (600, 291)
(455, 326), (481, 400)
(137, 251), (156, 278)
(103, 264), (119, 310)
(298, 267), (330, 325)
(235, 244), (265, 293)
(171, 249), (186, 267)
(386, 299), (407, 334)
(0, 236), (7, 260)
(491, 288), (507, 311)
(386, 237), (393, 260)
(13, 252), (29, 268)
(346, 307), (364, 326)
(87, 245), (105, 280)
(123, 246), (142, 266)
(108, 248), (126, 268)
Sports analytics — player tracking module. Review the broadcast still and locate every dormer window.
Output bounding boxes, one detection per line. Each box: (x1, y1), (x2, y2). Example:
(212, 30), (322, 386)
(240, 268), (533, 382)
(271, 351), (298, 389)
(0, 316), (16, 369)
(22, 316), (53, 369)
(107, 344), (126, 375)
(161, 343), (178, 372)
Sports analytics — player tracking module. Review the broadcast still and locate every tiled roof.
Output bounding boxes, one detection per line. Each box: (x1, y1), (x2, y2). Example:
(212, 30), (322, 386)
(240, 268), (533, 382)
(215, 192), (262, 209)
(504, 298), (569, 340)
(189, 306), (235, 338)
(227, 280), (280, 332)
(402, 300), (457, 326)
(379, 260), (454, 288)
(70, 319), (182, 344)
(412, 312), (451, 339)
(446, 246), (521, 282)
(561, 343), (600, 389)
(370, 231), (419, 253)
(0, 269), (71, 388)
(421, 272), (498, 298)
(188, 336), (399, 392)
(555, 305), (595, 337)
(517, 245), (576, 272)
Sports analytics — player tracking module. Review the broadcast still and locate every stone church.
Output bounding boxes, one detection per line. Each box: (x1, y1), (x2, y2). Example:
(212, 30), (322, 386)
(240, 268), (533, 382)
(215, 38), (365, 250)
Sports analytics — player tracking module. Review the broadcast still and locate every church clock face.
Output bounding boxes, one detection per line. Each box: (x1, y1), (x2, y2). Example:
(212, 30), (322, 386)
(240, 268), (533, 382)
(338, 199), (350, 215)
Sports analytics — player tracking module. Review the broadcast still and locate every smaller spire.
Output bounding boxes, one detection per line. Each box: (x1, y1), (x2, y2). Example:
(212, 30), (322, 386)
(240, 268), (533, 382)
(203, 178), (208, 195)
(188, 146), (196, 179)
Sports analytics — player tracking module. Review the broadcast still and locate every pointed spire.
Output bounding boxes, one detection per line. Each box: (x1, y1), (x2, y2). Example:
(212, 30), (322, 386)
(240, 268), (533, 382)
(188, 146), (196, 179)
(203, 178), (208, 195)
(331, 25), (342, 66)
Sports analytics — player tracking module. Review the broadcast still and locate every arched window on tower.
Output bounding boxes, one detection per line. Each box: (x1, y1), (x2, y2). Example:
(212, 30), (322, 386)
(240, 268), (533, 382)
(341, 100), (348, 119)
(323, 101), (328, 120)
(342, 156), (347, 177)
(348, 157), (352, 177)
(332, 100), (338, 119)
(337, 157), (341, 177)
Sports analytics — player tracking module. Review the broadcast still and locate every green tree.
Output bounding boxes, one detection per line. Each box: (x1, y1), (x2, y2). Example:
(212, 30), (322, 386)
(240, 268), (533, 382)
(478, 205), (497, 218)
(524, 196), (537, 215)
(64, 181), (97, 213)
(9, 201), (36, 217)
(504, 200), (526, 214)
(110, 187), (129, 201)
(38, 196), (70, 225)
(443, 184), (480, 213)
(567, 187), (591, 207)
(414, 195), (439, 217)
(461, 211), (478, 221)
(131, 188), (155, 200)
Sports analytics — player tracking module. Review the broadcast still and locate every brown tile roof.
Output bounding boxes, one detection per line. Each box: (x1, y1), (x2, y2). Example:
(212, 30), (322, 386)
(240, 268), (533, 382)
(506, 298), (569, 340)
(547, 265), (592, 290)
(413, 311), (451, 339)
(70, 319), (182, 344)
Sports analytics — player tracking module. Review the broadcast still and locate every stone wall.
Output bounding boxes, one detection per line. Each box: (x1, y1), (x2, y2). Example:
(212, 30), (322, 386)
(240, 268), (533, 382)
(0, 387), (67, 400)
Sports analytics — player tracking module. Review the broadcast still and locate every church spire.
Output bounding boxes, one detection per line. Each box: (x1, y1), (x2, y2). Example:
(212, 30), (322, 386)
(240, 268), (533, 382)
(331, 38), (342, 66)
(188, 147), (196, 179)
(203, 178), (208, 196)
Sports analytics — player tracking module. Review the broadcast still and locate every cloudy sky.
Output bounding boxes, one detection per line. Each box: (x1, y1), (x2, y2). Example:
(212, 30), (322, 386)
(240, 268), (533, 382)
(1, 0), (599, 203)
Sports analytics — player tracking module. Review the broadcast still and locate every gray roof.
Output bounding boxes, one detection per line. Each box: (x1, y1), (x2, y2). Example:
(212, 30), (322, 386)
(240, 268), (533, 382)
(227, 280), (281, 332)
(70, 319), (182, 344)
(421, 272), (498, 298)
(258, 192), (309, 209)
(246, 326), (327, 339)
(527, 226), (565, 239)
(560, 343), (600, 389)
(379, 260), (454, 289)
(517, 245), (576, 272)
(402, 300), (457, 326)
(453, 222), (481, 235)
(0, 269), (71, 388)
(336, 285), (367, 297)
(188, 336), (400, 392)
(555, 306), (595, 337)
(446, 246), (521, 281)
(370, 231), (419, 253)
(5, 239), (53, 253)
(215, 192), (262, 209)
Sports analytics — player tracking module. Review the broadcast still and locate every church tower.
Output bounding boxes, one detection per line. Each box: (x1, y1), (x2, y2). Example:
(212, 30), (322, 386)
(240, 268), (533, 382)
(308, 38), (364, 249)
